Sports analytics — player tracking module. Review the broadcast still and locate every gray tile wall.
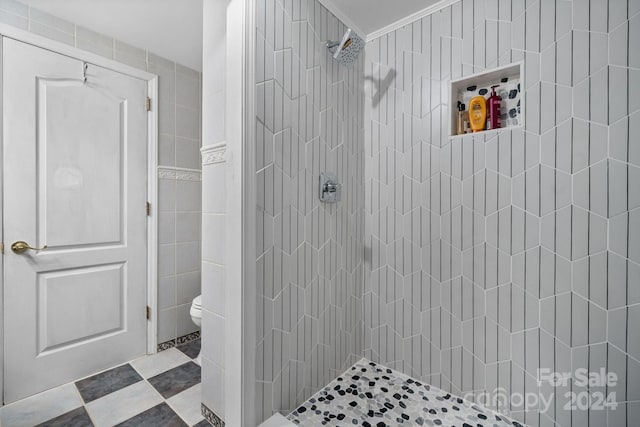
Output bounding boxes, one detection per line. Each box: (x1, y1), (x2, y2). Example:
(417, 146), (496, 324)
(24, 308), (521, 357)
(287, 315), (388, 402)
(0, 0), (203, 346)
(363, 0), (640, 426)
(155, 56), (203, 345)
(254, 0), (365, 420)
(158, 168), (202, 345)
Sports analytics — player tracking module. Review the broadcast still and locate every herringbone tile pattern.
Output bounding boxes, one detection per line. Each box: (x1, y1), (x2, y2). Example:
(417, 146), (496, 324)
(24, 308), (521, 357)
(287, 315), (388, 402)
(255, 0), (365, 421)
(363, 1), (640, 426)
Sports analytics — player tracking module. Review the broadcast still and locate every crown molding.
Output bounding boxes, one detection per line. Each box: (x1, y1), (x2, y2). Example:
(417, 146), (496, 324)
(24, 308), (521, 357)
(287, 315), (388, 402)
(317, 0), (366, 39)
(157, 166), (202, 181)
(201, 142), (228, 165)
(365, 0), (458, 41)
(317, 0), (459, 46)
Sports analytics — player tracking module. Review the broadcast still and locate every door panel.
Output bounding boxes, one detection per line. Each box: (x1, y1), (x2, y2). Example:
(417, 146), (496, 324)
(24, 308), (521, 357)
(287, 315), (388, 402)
(40, 80), (124, 247)
(37, 263), (125, 353)
(3, 37), (149, 403)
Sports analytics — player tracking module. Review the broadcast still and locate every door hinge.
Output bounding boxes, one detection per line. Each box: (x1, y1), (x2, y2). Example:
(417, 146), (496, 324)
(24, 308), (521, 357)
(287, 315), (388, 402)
(0, 242), (4, 255)
(145, 97), (152, 112)
(146, 305), (150, 320)
(146, 201), (151, 216)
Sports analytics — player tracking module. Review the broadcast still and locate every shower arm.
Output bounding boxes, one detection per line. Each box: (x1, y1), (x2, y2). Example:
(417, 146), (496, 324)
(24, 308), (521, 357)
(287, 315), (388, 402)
(329, 28), (352, 59)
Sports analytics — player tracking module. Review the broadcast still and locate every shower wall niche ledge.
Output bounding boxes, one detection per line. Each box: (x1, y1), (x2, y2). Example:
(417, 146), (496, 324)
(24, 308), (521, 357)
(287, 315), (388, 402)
(449, 61), (524, 138)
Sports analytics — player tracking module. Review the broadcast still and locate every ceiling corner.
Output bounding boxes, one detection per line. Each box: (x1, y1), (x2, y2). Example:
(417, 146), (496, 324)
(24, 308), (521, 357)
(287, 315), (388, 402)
(365, 0), (457, 42)
(317, 0), (367, 40)
(317, 0), (459, 44)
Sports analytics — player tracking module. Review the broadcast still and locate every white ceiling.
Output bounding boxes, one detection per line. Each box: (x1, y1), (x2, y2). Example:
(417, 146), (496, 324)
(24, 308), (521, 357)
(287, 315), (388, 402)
(20, 0), (446, 71)
(22, 0), (203, 71)
(321, 0), (444, 38)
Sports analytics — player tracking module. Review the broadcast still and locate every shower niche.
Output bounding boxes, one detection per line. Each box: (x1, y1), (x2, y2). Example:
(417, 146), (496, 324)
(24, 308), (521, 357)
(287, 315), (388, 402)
(449, 61), (524, 138)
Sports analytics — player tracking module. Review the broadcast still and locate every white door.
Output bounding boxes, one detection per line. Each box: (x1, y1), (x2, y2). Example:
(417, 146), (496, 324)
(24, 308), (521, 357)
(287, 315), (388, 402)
(3, 38), (149, 403)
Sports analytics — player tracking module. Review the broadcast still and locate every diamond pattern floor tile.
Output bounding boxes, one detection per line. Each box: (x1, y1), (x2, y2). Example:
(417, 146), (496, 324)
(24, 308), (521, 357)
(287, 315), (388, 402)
(166, 384), (205, 426)
(130, 348), (192, 379)
(75, 364), (142, 403)
(9, 336), (205, 427)
(148, 362), (201, 399)
(0, 383), (83, 427)
(176, 339), (201, 359)
(115, 402), (187, 427)
(35, 406), (93, 427)
(84, 381), (163, 427)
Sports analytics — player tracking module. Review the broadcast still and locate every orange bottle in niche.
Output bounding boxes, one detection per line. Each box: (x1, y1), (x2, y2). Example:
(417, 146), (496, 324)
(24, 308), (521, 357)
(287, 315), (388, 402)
(468, 95), (486, 132)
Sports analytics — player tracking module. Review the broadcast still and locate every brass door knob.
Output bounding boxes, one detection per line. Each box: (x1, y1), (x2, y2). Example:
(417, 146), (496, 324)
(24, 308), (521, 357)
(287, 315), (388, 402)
(11, 241), (48, 254)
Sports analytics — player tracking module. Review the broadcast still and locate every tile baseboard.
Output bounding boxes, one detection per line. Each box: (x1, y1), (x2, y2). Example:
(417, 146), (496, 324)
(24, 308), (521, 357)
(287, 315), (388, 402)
(201, 403), (224, 427)
(158, 331), (201, 352)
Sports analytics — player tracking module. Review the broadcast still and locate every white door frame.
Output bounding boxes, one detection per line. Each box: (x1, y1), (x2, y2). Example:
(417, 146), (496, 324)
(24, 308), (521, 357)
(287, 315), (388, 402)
(0, 23), (159, 403)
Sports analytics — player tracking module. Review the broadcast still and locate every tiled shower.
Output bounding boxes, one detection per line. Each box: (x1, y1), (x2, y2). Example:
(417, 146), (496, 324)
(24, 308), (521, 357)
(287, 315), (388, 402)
(254, 0), (366, 416)
(254, 0), (640, 426)
(0, 0), (636, 424)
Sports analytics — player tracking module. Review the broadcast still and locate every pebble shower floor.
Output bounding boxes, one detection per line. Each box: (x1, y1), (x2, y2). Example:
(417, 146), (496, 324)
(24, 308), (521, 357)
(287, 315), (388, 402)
(287, 359), (524, 427)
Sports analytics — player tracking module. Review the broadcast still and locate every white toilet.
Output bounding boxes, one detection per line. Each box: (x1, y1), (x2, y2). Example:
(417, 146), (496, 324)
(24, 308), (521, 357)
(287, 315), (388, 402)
(189, 295), (203, 365)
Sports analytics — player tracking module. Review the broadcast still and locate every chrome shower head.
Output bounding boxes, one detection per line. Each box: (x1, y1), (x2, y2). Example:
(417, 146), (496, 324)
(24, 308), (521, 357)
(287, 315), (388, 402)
(326, 28), (364, 67)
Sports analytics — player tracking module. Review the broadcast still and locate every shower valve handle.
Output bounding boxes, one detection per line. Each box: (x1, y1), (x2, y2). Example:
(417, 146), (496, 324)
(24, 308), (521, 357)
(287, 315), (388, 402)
(319, 173), (341, 203)
(323, 182), (339, 193)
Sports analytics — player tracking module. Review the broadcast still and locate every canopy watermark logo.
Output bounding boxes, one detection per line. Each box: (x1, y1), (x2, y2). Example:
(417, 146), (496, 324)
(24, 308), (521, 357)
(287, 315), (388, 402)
(538, 368), (619, 411)
(538, 368), (618, 388)
(463, 369), (620, 414)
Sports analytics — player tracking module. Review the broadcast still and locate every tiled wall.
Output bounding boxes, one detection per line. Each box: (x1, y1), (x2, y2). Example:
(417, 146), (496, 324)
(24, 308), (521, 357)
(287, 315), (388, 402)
(363, 0), (640, 426)
(158, 167), (202, 345)
(155, 56), (203, 346)
(254, 0), (365, 421)
(200, 0), (227, 420)
(0, 0), (203, 346)
(199, 145), (227, 422)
